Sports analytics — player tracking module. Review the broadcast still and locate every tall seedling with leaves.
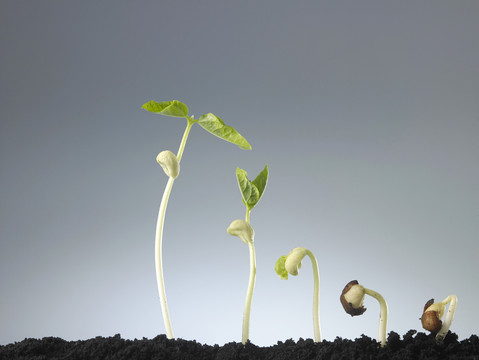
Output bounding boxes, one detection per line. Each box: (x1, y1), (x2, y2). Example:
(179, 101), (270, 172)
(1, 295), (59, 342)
(227, 165), (268, 344)
(142, 100), (251, 338)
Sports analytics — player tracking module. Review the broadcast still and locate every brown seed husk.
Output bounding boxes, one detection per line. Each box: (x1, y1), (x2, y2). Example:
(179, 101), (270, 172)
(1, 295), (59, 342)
(340, 280), (367, 316)
(421, 311), (442, 333)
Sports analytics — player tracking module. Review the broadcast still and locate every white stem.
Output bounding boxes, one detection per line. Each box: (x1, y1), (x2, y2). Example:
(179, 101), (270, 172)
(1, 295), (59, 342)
(436, 295), (458, 342)
(306, 250), (321, 342)
(155, 176), (175, 338)
(364, 288), (388, 347)
(242, 241), (256, 344)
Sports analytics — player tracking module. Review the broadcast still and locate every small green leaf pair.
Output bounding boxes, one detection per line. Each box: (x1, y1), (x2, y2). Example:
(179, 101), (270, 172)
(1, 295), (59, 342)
(142, 100), (251, 150)
(236, 166), (268, 213)
(275, 255), (289, 280)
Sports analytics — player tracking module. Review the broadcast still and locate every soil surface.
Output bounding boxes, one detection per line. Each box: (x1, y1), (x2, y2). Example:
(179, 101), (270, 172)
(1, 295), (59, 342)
(1, 330), (478, 359)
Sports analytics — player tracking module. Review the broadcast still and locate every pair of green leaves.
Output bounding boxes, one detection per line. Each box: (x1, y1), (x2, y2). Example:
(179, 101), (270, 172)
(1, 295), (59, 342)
(236, 165), (268, 212)
(142, 100), (251, 150)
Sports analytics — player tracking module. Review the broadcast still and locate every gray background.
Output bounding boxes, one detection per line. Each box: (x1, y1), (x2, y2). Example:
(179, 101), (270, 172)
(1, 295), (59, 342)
(1, 0), (478, 346)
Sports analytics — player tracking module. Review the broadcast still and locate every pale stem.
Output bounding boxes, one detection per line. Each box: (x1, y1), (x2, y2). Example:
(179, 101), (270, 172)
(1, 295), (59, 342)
(245, 208), (251, 224)
(154, 119), (194, 339)
(305, 249), (321, 342)
(155, 176), (175, 338)
(364, 288), (388, 347)
(176, 119), (194, 162)
(242, 241), (256, 344)
(436, 295), (458, 343)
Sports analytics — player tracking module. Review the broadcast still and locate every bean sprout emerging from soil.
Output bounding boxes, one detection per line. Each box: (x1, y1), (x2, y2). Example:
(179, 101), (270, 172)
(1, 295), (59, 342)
(420, 295), (458, 343)
(340, 280), (389, 347)
(227, 165), (268, 344)
(275, 247), (321, 342)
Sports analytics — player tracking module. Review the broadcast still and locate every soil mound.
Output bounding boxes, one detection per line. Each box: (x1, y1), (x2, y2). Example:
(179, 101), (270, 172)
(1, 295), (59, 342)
(1, 330), (478, 359)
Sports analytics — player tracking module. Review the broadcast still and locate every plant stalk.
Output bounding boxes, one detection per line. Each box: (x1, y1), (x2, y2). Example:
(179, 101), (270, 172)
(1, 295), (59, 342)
(241, 207), (254, 344)
(155, 119), (194, 339)
(364, 288), (388, 347)
(305, 249), (321, 342)
(242, 241), (256, 344)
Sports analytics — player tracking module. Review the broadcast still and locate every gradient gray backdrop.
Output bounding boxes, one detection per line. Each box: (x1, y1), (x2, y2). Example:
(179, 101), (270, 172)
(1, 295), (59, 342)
(1, 0), (478, 346)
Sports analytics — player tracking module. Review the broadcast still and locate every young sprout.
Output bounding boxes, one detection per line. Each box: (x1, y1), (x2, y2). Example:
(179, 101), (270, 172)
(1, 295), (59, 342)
(340, 280), (389, 347)
(227, 165), (268, 344)
(275, 247), (321, 342)
(142, 100), (251, 338)
(420, 295), (458, 343)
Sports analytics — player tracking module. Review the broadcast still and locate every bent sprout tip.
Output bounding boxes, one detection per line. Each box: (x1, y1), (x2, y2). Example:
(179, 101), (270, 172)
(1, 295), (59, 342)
(421, 295), (458, 343)
(340, 280), (388, 347)
(340, 280), (367, 316)
(275, 247), (321, 342)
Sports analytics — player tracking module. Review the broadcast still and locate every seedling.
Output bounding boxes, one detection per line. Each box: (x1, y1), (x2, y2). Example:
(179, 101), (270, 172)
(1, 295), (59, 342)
(275, 247), (321, 342)
(420, 295), (458, 343)
(227, 165), (268, 344)
(340, 280), (389, 347)
(142, 100), (251, 338)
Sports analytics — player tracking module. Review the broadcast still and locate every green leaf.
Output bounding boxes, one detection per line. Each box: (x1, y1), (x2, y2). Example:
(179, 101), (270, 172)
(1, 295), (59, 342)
(236, 165), (268, 210)
(275, 256), (288, 280)
(198, 113), (251, 150)
(236, 168), (260, 208)
(142, 100), (189, 118)
(252, 165), (268, 201)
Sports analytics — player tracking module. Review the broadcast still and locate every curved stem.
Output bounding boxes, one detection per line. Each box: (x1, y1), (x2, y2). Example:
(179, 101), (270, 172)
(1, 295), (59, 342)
(305, 250), (321, 342)
(364, 288), (388, 347)
(436, 295), (458, 343)
(154, 119), (194, 339)
(242, 241), (256, 344)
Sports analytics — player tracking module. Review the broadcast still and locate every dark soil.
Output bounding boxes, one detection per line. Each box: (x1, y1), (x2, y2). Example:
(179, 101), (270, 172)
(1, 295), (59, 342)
(1, 330), (478, 360)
